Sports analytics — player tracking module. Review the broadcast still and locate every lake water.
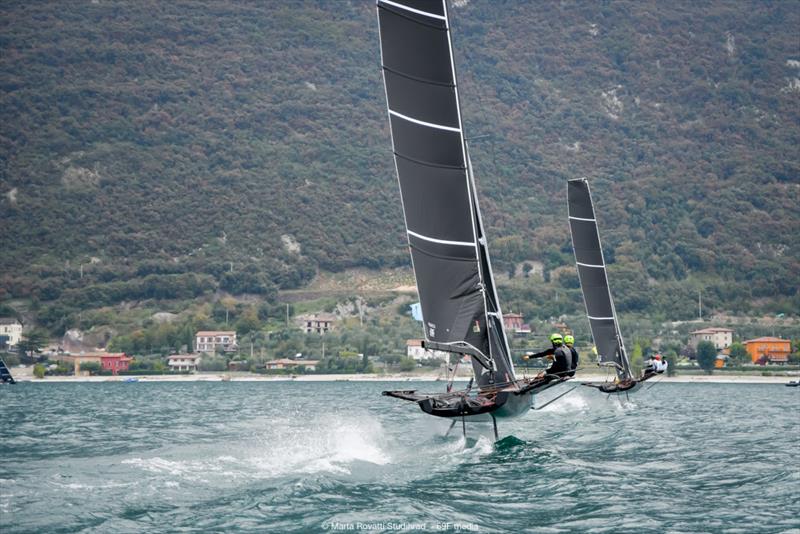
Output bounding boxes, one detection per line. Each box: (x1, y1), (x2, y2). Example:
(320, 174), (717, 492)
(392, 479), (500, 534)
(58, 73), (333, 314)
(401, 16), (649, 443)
(1, 381), (798, 533)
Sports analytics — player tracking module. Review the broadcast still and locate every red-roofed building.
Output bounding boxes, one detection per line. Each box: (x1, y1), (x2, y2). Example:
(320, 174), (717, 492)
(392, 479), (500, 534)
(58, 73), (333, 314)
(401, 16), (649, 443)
(689, 327), (734, 350)
(502, 312), (532, 336)
(744, 337), (791, 364)
(100, 353), (133, 375)
(54, 352), (131, 375)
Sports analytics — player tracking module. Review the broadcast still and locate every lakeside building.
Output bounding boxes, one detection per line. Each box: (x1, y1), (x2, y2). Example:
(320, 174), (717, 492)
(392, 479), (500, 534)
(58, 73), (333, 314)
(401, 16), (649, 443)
(55, 352), (131, 375)
(689, 327), (734, 350)
(195, 331), (237, 353)
(503, 312), (532, 336)
(744, 337), (791, 364)
(167, 354), (202, 372)
(0, 318), (23, 348)
(265, 358), (319, 371)
(406, 339), (448, 361)
(100, 354), (133, 375)
(227, 360), (248, 372)
(296, 313), (337, 334)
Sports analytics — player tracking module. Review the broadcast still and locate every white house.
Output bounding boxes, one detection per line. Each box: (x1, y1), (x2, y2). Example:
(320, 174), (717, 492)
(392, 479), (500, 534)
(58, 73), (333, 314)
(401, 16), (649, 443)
(689, 327), (734, 350)
(0, 318), (22, 348)
(406, 339), (449, 361)
(195, 331), (237, 353)
(296, 313), (337, 334)
(168, 354), (202, 372)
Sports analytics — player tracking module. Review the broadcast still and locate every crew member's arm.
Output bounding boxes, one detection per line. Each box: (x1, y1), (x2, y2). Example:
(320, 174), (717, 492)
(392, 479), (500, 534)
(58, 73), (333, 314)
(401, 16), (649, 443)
(522, 347), (555, 360)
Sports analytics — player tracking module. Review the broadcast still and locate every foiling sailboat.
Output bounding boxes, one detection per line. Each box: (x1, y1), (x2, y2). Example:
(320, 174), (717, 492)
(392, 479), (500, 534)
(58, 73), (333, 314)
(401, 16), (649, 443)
(567, 178), (656, 394)
(376, 0), (568, 433)
(0, 357), (16, 384)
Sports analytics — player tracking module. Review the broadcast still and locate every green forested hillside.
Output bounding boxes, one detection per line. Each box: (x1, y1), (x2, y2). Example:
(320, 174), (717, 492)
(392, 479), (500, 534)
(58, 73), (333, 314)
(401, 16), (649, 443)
(1, 0), (798, 334)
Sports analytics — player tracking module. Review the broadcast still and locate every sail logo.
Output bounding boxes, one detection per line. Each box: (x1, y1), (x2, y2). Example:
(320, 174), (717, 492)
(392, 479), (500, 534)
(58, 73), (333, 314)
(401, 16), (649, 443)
(427, 322), (436, 337)
(473, 320), (481, 333)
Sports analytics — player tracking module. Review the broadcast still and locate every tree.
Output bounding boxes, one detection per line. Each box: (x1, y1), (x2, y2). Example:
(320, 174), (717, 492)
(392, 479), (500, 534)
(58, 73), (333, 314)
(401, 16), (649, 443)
(663, 350), (678, 376)
(236, 306), (261, 336)
(696, 341), (717, 374)
(220, 296), (237, 326)
(729, 342), (749, 365)
(399, 357), (416, 372)
(629, 342), (644, 376)
(17, 329), (49, 360)
(80, 361), (102, 375)
(33, 363), (46, 379)
(3, 353), (20, 367)
(199, 357), (226, 372)
(522, 262), (533, 278)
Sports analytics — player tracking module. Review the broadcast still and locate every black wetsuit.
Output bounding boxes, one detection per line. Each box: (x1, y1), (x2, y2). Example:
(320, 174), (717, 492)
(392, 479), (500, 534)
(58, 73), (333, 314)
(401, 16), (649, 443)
(567, 346), (579, 377)
(545, 345), (572, 379)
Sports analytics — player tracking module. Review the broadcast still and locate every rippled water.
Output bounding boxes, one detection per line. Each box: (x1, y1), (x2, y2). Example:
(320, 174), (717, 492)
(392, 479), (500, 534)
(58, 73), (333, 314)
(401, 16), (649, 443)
(1, 381), (798, 533)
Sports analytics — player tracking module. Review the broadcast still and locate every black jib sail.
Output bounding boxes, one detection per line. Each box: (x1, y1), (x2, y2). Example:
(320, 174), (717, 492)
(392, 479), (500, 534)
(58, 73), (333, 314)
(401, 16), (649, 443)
(567, 178), (633, 382)
(377, 0), (515, 389)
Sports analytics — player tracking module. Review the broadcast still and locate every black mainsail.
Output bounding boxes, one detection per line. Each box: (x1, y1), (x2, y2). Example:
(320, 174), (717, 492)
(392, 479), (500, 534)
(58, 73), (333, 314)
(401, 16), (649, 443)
(377, 0), (515, 388)
(567, 178), (633, 383)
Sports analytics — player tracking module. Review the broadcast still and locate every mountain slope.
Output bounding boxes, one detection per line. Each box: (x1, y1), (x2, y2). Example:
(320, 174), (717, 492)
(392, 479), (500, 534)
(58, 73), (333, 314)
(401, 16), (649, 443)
(1, 0), (798, 331)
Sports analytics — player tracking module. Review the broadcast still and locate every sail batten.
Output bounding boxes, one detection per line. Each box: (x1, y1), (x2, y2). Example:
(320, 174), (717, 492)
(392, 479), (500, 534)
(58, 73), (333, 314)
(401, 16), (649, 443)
(380, 0), (447, 20)
(388, 109), (462, 132)
(407, 230), (474, 247)
(568, 178), (631, 380)
(378, 0), (514, 388)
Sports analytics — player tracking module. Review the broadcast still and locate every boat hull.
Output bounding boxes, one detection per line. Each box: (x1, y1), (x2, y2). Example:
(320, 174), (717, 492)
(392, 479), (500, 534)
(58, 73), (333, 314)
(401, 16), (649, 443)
(384, 377), (569, 421)
(418, 390), (532, 421)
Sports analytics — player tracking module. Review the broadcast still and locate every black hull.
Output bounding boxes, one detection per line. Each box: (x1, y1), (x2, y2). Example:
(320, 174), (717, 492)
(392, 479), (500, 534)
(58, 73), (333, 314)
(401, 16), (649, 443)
(383, 377), (569, 421)
(582, 371), (662, 394)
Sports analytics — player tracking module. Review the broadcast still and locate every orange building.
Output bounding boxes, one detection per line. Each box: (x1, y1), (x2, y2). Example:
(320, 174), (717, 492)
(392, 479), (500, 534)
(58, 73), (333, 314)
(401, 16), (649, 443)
(744, 337), (791, 364)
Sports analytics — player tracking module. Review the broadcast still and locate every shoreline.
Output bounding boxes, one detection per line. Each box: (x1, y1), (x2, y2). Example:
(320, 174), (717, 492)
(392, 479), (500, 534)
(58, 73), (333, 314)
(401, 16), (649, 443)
(12, 372), (798, 384)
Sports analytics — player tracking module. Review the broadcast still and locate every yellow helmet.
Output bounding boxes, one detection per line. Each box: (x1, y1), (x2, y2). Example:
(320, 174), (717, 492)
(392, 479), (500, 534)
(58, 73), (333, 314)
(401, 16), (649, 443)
(564, 335), (575, 345)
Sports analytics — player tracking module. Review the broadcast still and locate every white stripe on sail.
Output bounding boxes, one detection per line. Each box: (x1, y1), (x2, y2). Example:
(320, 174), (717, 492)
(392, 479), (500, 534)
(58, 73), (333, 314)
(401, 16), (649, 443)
(389, 109), (461, 133)
(378, 0), (447, 21)
(588, 315), (615, 321)
(407, 230), (474, 247)
(577, 261), (605, 268)
(569, 216), (596, 222)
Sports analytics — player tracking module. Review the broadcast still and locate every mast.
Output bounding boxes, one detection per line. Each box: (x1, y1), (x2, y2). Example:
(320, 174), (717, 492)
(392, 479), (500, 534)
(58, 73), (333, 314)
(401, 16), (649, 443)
(376, 0), (514, 388)
(465, 141), (516, 385)
(567, 178), (632, 380)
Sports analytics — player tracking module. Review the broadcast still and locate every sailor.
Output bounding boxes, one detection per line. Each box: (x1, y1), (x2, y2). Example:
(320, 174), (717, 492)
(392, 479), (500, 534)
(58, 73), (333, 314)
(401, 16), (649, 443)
(522, 332), (562, 362)
(522, 333), (572, 381)
(545, 336), (573, 381)
(564, 334), (579, 377)
(642, 354), (666, 378)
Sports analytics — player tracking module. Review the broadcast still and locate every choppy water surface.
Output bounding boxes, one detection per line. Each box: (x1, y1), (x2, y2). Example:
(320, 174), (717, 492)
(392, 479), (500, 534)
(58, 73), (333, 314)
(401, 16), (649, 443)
(1, 381), (798, 533)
